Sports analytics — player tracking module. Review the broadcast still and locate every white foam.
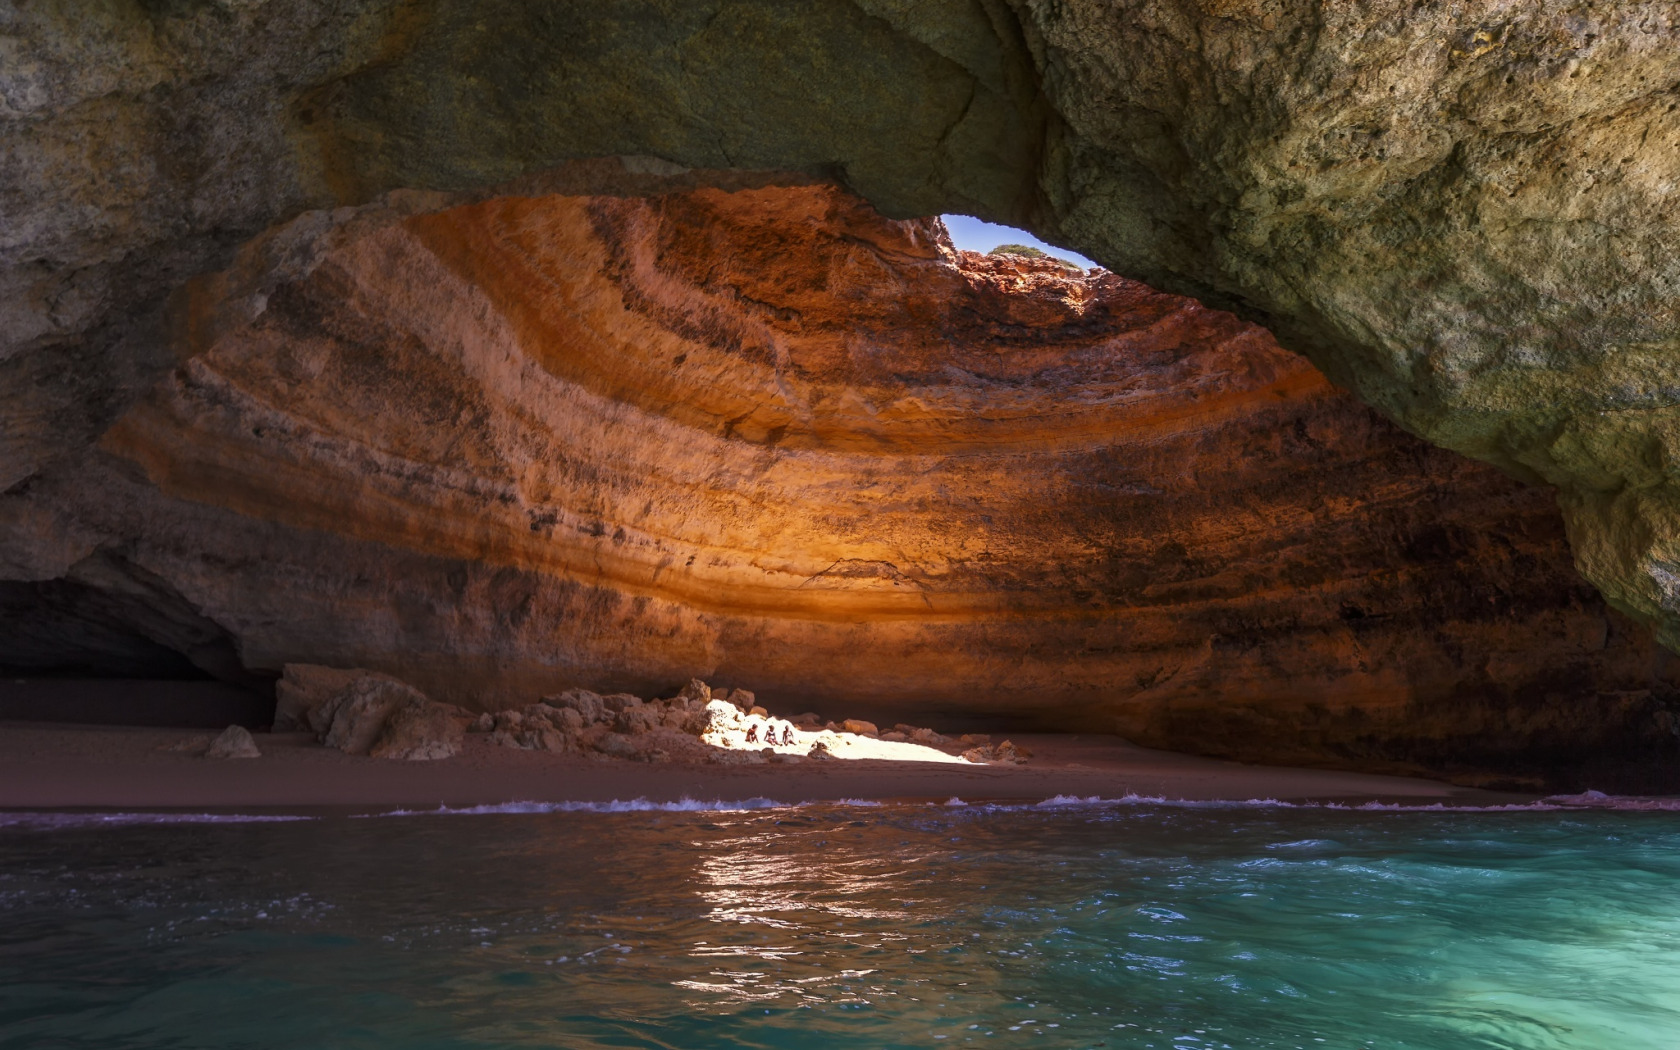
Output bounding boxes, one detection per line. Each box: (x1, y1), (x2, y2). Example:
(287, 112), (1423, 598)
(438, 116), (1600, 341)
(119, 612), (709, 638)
(362, 797), (801, 817)
(0, 812), (315, 830)
(1541, 791), (1680, 811)
(936, 793), (1680, 814)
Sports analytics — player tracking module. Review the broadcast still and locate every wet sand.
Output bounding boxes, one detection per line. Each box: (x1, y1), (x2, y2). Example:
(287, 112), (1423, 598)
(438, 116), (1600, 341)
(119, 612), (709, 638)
(0, 722), (1520, 811)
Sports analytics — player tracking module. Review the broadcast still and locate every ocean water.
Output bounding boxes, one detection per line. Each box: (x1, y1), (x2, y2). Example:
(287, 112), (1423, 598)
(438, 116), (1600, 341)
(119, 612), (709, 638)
(2, 798), (1679, 1049)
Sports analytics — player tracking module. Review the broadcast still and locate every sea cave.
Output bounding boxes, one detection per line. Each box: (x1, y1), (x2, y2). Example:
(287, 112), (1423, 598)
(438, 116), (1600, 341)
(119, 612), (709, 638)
(5, 2), (1680, 1045)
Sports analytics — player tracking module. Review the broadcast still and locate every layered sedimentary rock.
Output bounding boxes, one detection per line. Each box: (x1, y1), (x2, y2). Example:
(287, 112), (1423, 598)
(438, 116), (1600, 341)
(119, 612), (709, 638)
(5, 183), (1676, 789)
(8, 1), (1680, 656)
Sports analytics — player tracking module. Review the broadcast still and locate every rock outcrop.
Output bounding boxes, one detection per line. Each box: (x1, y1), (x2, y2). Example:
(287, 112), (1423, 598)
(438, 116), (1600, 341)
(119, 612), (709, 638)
(278, 664), (465, 760)
(8, 2), (1680, 661)
(2, 181), (1677, 788)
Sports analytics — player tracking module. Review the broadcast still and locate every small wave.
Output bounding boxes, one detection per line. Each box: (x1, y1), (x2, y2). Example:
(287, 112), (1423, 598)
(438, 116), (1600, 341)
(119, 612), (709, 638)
(939, 793), (1680, 814)
(1540, 790), (1680, 811)
(0, 812), (315, 830)
(948, 794), (1305, 811)
(362, 797), (801, 817)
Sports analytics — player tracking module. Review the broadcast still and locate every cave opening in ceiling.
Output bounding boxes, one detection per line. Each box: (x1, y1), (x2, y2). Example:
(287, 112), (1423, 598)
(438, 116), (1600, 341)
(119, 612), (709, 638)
(939, 215), (1100, 271)
(5, 175), (1675, 790)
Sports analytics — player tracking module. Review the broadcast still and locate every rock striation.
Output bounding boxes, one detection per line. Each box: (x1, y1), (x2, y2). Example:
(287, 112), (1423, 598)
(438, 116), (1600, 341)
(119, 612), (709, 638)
(2, 181), (1676, 788)
(8, 1), (1680, 659)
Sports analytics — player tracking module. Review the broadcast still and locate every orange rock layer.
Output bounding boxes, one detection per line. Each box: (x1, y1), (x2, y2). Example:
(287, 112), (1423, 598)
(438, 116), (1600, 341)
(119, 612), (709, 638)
(17, 185), (1680, 790)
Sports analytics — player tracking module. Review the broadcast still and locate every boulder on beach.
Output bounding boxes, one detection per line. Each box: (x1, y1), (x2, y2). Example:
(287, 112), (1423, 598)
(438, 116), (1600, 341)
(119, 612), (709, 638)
(275, 664), (465, 759)
(962, 740), (1028, 765)
(595, 732), (640, 760)
(546, 689), (605, 725)
(677, 679), (712, 705)
(371, 699), (466, 760)
(274, 664), (364, 731)
(205, 724), (260, 759)
(321, 677), (427, 755)
(614, 705), (659, 734)
(841, 719), (879, 737)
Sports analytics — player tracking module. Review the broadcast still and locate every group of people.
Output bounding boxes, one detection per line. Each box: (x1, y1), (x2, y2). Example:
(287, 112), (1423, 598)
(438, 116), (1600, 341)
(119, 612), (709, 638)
(743, 720), (797, 747)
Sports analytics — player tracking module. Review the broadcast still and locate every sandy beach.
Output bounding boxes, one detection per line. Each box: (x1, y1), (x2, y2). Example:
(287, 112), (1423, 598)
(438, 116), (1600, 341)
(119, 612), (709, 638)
(0, 722), (1520, 811)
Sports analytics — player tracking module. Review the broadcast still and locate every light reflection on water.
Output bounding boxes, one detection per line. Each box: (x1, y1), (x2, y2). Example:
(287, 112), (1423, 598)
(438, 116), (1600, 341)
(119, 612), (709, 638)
(2, 802), (1679, 1049)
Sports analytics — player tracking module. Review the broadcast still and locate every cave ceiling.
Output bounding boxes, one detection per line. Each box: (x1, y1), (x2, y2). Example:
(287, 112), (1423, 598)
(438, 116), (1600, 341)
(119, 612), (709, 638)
(5, 1), (1680, 787)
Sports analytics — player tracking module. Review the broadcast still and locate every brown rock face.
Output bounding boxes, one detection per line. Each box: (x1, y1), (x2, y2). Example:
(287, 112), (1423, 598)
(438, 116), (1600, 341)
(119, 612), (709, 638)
(6, 183), (1677, 790)
(11, 2), (1680, 657)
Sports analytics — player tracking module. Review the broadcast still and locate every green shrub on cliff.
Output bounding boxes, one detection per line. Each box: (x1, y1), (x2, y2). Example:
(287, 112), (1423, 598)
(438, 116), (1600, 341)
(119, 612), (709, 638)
(988, 243), (1082, 273)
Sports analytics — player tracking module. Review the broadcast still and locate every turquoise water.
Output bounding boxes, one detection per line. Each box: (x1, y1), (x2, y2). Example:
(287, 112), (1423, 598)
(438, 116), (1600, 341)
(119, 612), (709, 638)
(3, 798), (1679, 1049)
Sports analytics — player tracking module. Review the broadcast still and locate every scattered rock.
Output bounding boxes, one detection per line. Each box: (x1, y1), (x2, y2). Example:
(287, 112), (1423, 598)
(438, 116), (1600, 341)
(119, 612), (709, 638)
(700, 697), (744, 736)
(615, 705), (659, 734)
(495, 676), (976, 769)
(206, 724), (261, 759)
(546, 689), (603, 725)
(961, 740), (1026, 765)
(526, 728), (570, 752)
(595, 732), (640, 760)
(957, 733), (991, 747)
(677, 679), (712, 705)
(469, 712), (494, 733)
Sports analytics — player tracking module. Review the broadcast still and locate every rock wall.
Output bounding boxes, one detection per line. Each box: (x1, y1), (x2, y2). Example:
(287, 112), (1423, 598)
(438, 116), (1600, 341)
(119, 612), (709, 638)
(9, 4), (1680, 787)
(5, 182), (1676, 790)
(9, 1), (1680, 658)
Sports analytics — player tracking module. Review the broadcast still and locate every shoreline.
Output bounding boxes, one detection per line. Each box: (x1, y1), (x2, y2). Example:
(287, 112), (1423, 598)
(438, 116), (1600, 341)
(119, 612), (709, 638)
(0, 722), (1531, 812)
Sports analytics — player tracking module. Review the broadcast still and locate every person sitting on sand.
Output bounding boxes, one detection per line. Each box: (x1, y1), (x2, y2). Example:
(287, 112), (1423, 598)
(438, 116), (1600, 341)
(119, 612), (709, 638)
(781, 725), (795, 746)
(745, 723), (758, 744)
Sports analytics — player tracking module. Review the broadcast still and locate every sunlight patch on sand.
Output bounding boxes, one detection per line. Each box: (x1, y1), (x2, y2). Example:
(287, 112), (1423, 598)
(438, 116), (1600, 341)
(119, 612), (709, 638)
(699, 701), (969, 764)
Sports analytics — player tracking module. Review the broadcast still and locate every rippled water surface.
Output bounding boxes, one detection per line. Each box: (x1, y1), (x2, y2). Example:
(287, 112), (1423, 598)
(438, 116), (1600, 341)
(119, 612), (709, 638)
(3, 800), (1679, 1049)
